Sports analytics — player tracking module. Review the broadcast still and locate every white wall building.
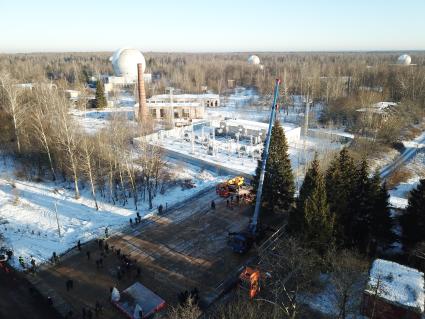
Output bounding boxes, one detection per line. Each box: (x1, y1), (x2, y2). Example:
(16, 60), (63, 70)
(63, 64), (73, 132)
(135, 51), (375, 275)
(104, 48), (152, 95)
(216, 119), (301, 144)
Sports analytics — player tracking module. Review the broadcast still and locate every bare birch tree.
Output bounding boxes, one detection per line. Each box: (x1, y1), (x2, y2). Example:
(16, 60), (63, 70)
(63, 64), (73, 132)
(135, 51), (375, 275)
(53, 92), (81, 198)
(0, 72), (26, 153)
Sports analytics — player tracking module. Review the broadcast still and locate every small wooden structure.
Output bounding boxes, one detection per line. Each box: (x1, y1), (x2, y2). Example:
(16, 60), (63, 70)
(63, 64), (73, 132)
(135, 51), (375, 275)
(361, 259), (424, 319)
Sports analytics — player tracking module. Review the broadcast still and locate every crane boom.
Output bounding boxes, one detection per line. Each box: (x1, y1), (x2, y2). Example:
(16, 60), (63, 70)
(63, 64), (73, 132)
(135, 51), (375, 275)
(250, 79), (281, 234)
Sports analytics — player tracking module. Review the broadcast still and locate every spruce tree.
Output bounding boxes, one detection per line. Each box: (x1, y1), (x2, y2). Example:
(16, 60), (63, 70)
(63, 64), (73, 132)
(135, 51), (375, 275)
(253, 121), (295, 214)
(350, 159), (373, 252)
(401, 179), (425, 249)
(325, 148), (356, 246)
(95, 80), (107, 108)
(289, 155), (334, 253)
(369, 173), (394, 251)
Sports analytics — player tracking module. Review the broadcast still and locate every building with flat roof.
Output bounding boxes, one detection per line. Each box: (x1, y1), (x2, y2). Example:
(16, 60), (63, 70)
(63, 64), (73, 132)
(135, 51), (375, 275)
(134, 93), (220, 127)
(361, 259), (424, 319)
(148, 93), (220, 108)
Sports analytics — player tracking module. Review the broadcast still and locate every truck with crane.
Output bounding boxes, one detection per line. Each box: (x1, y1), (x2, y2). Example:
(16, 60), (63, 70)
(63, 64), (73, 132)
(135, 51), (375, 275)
(227, 79), (281, 254)
(216, 176), (245, 197)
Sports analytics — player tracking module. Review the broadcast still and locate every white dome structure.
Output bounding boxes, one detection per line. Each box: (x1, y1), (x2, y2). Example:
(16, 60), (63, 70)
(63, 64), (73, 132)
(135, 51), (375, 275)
(248, 55), (261, 65)
(396, 54), (412, 66)
(110, 48), (146, 78)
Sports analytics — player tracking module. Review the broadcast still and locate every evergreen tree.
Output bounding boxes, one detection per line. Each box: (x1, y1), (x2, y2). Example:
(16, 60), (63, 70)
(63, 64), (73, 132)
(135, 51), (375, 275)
(253, 121), (295, 214)
(95, 80), (107, 108)
(325, 148), (356, 245)
(350, 159), (373, 252)
(289, 155), (334, 253)
(401, 179), (425, 249)
(369, 173), (394, 251)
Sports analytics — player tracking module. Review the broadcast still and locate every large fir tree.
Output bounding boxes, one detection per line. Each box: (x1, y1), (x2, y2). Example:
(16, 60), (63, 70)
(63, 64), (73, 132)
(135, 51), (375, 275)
(325, 148), (356, 245)
(401, 179), (425, 249)
(350, 159), (374, 252)
(289, 155), (334, 253)
(95, 80), (107, 108)
(253, 121), (295, 214)
(368, 173), (394, 251)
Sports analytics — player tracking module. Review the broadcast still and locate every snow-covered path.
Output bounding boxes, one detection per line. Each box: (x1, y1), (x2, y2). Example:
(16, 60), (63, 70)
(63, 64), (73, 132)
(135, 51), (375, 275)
(381, 132), (425, 179)
(0, 157), (225, 269)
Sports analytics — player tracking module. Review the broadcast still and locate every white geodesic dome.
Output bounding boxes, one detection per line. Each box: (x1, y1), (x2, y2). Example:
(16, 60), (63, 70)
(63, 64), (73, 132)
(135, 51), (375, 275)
(248, 55), (261, 65)
(397, 54), (412, 66)
(110, 48), (146, 78)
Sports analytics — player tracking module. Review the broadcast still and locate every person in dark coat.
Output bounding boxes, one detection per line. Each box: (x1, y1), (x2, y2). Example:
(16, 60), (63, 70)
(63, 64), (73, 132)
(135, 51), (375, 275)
(211, 200), (216, 210)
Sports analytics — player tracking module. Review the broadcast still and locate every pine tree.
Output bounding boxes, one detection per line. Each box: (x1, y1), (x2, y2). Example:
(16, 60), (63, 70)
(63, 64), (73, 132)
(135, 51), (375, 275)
(369, 173), (394, 251)
(401, 179), (425, 249)
(289, 155), (334, 253)
(325, 148), (356, 246)
(95, 80), (107, 108)
(253, 121), (295, 214)
(350, 159), (373, 252)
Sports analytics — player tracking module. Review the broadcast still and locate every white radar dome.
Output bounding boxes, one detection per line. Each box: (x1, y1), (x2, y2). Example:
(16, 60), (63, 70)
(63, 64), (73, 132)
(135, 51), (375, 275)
(110, 48), (146, 78)
(396, 54), (412, 66)
(248, 55), (261, 65)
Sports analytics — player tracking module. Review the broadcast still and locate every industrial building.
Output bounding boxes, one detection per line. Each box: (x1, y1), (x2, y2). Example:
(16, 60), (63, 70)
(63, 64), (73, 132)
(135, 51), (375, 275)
(148, 93), (219, 108)
(104, 48), (152, 96)
(216, 119), (300, 144)
(362, 259), (424, 319)
(134, 93), (220, 126)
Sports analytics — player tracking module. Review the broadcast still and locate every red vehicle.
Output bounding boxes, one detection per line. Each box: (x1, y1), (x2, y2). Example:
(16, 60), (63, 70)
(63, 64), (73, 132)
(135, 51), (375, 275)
(216, 176), (244, 197)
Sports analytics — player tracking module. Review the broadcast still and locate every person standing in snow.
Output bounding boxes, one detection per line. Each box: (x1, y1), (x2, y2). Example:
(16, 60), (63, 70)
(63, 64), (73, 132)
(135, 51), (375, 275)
(30, 258), (36, 273)
(19, 256), (25, 268)
(77, 240), (81, 251)
(104, 227), (109, 238)
(211, 200), (216, 210)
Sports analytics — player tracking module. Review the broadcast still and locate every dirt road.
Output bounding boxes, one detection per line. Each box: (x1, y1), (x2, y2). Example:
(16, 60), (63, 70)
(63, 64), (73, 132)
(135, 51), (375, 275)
(0, 267), (61, 319)
(34, 186), (255, 318)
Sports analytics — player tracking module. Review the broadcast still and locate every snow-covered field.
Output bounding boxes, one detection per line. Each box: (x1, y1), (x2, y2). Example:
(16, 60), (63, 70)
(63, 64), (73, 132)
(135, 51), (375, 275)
(70, 106), (135, 134)
(301, 273), (367, 319)
(0, 86), (348, 270)
(0, 155), (225, 269)
(156, 133), (342, 177)
(389, 150), (425, 209)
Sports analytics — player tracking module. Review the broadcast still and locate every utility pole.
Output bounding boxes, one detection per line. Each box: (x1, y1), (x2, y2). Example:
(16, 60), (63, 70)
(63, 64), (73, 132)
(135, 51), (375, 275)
(54, 201), (61, 238)
(166, 87), (175, 128)
(303, 94), (310, 174)
(191, 123), (195, 154)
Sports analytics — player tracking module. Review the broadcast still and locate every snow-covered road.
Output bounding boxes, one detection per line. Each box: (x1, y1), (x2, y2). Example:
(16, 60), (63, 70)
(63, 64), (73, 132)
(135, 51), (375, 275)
(380, 132), (425, 179)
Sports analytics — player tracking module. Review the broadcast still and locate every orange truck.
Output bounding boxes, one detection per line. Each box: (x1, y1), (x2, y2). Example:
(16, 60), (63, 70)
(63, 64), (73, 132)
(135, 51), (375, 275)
(239, 267), (262, 299)
(216, 176), (245, 197)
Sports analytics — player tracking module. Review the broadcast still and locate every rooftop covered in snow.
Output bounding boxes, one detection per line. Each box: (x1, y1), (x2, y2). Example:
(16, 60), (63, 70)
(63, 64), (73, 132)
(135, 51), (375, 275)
(365, 259), (425, 313)
(357, 102), (398, 114)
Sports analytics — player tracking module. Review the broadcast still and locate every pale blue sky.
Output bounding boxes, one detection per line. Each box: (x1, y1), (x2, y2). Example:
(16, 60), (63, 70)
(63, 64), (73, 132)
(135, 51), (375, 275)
(1, 0), (424, 53)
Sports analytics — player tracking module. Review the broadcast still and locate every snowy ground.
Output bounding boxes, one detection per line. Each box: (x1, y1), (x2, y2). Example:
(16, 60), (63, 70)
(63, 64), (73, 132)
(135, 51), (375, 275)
(70, 106), (135, 134)
(0, 155), (226, 269)
(301, 273), (367, 319)
(389, 150), (425, 209)
(155, 132), (343, 180)
(209, 88), (322, 126)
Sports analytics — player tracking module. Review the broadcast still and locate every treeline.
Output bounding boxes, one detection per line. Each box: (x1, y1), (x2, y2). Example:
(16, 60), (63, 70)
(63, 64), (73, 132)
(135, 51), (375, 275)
(254, 121), (393, 255)
(2, 51), (424, 147)
(255, 121), (425, 262)
(207, 122), (424, 319)
(1, 51), (424, 101)
(0, 71), (165, 210)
